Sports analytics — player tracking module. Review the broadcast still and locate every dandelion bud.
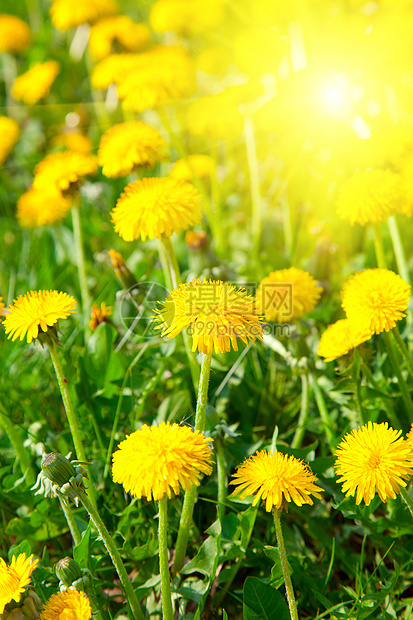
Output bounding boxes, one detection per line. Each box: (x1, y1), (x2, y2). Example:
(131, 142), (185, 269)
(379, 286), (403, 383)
(41, 453), (77, 488)
(108, 249), (138, 290)
(56, 557), (82, 587)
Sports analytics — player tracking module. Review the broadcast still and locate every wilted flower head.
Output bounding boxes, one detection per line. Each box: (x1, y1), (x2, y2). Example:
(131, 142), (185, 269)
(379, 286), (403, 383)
(0, 15), (31, 53)
(89, 15), (150, 60)
(12, 61), (60, 105)
(318, 318), (373, 362)
(111, 177), (202, 242)
(112, 422), (213, 500)
(118, 45), (196, 112)
(50, 0), (118, 30)
(3, 290), (76, 343)
(0, 554), (39, 614)
(342, 268), (411, 333)
(39, 590), (92, 620)
(89, 302), (113, 330)
(98, 121), (167, 178)
(0, 116), (20, 166)
(149, 0), (225, 35)
(231, 450), (323, 512)
(153, 279), (263, 354)
(33, 151), (98, 193)
(170, 155), (214, 182)
(335, 422), (413, 505)
(336, 169), (405, 225)
(256, 267), (322, 323)
(17, 189), (72, 228)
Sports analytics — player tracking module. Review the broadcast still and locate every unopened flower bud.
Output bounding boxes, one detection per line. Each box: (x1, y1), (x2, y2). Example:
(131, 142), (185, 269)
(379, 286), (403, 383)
(109, 249), (137, 290)
(56, 557), (82, 587)
(41, 453), (77, 487)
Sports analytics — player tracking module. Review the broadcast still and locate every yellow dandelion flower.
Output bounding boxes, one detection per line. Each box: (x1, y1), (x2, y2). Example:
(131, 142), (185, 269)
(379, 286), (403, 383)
(0, 553), (38, 614)
(335, 422), (413, 505)
(231, 450), (323, 512)
(407, 424), (413, 447)
(98, 121), (167, 178)
(52, 132), (93, 155)
(12, 61), (60, 105)
(17, 188), (72, 228)
(118, 46), (196, 113)
(336, 169), (405, 226)
(0, 15), (31, 53)
(342, 268), (411, 334)
(153, 279), (263, 354)
(89, 16), (150, 60)
(111, 177), (202, 242)
(0, 116), (20, 166)
(33, 151), (98, 193)
(3, 290), (77, 344)
(170, 155), (214, 182)
(50, 0), (118, 30)
(256, 267), (323, 323)
(318, 319), (373, 362)
(89, 302), (113, 331)
(149, 0), (225, 36)
(39, 590), (92, 620)
(113, 422), (213, 501)
(0, 296), (5, 320)
(91, 53), (140, 90)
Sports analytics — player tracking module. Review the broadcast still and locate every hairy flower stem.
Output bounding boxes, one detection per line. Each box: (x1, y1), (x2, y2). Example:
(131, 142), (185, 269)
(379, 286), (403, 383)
(400, 486), (413, 518)
(78, 489), (145, 620)
(172, 352), (212, 575)
(352, 349), (366, 425)
(373, 223), (387, 269)
(273, 508), (299, 620)
(158, 498), (174, 620)
(72, 201), (91, 321)
(388, 216), (411, 285)
(47, 342), (97, 508)
(59, 497), (81, 546)
(0, 406), (35, 484)
(392, 326), (413, 379)
(309, 371), (335, 447)
(291, 373), (310, 449)
(160, 236), (200, 391)
(382, 331), (413, 425)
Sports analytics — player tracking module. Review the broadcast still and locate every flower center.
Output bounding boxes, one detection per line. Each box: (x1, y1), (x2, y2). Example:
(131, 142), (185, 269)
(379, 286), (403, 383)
(0, 567), (20, 596)
(59, 608), (76, 620)
(367, 453), (382, 469)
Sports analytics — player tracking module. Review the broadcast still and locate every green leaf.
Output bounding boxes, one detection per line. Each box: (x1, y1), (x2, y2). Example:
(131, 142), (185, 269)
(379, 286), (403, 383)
(84, 323), (115, 386)
(264, 546), (284, 587)
(74, 521), (92, 569)
(223, 612), (228, 620)
(8, 540), (31, 561)
(243, 577), (290, 620)
(181, 521), (221, 577)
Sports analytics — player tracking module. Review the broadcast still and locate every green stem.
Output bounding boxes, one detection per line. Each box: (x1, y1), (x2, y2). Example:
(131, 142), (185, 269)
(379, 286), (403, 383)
(399, 486), (413, 519)
(158, 497), (174, 620)
(382, 330), (413, 425)
(79, 489), (145, 620)
(309, 371), (335, 447)
(59, 498), (81, 546)
(244, 113), (262, 259)
(161, 236), (182, 289)
(72, 202), (91, 320)
(291, 373), (310, 449)
(352, 349), (366, 425)
(273, 509), (299, 620)
(387, 216), (410, 284)
(157, 240), (173, 292)
(373, 223), (387, 269)
(392, 326), (413, 380)
(47, 342), (97, 507)
(0, 407), (35, 484)
(172, 352), (212, 575)
(360, 360), (401, 428)
(216, 438), (227, 524)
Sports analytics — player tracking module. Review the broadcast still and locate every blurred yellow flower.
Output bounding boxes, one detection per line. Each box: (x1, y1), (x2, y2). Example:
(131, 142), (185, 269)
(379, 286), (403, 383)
(52, 132), (93, 155)
(12, 61), (60, 105)
(118, 46), (196, 112)
(0, 296), (5, 320)
(335, 422), (413, 505)
(342, 269), (411, 334)
(318, 318), (373, 362)
(33, 151), (98, 193)
(0, 15), (31, 53)
(89, 302), (113, 330)
(89, 16), (150, 60)
(187, 91), (246, 141)
(170, 155), (214, 182)
(50, 0), (118, 30)
(17, 188), (72, 228)
(98, 121), (167, 178)
(111, 177), (202, 242)
(231, 451), (323, 512)
(91, 53), (140, 89)
(112, 422), (213, 501)
(3, 290), (77, 343)
(149, 0), (225, 35)
(233, 27), (288, 78)
(153, 279), (263, 354)
(336, 169), (405, 225)
(0, 116), (20, 166)
(0, 553), (38, 614)
(196, 47), (232, 75)
(40, 590), (92, 620)
(256, 267), (322, 323)
(185, 230), (208, 250)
